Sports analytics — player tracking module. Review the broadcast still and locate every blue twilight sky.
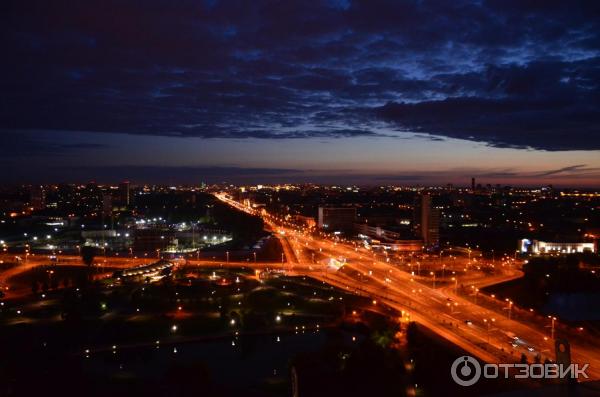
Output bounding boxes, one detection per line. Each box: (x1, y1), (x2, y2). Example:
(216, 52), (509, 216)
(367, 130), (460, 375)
(1, 1), (600, 186)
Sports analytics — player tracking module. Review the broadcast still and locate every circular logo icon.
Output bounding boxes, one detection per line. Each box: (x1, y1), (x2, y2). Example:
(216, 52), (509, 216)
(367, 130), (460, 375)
(451, 355), (481, 386)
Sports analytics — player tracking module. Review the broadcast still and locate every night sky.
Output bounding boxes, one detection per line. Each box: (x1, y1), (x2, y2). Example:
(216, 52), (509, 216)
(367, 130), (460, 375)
(2, 1), (600, 186)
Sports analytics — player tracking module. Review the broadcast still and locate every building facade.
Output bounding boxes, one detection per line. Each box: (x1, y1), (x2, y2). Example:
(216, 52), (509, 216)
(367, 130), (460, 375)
(318, 207), (356, 231)
(519, 239), (596, 255)
(420, 194), (440, 247)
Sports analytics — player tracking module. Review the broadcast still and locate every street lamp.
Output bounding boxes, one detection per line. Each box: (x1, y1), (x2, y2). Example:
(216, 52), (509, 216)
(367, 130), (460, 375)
(505, 299), (513, 319)
(430, 271), (436, 288)
(47, 270), (54, 287)
(483, 318), (495, 344)
(446, 301), (458, 314)
(226, 251), (229, 263)
(548, 316), (557, 340)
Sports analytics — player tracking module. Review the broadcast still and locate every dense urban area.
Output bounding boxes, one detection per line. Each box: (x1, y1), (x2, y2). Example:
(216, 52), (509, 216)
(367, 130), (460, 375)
(0, 181), (599, 396)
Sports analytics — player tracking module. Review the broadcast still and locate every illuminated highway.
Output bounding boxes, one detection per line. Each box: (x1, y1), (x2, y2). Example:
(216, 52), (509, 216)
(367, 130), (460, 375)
(0, 252), (323, 299)
(214, 192), (600, 380)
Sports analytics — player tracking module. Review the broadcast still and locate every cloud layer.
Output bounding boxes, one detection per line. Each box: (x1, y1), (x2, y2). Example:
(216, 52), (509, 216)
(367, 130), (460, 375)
(1, 0), (600, 150)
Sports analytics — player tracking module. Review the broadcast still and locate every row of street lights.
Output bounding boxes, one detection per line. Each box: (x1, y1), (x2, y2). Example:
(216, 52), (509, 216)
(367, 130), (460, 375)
(219, 192), (569, 352)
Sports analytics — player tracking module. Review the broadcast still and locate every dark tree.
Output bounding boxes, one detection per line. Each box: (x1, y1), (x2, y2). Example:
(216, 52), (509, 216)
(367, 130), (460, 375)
(80, 245), (96, 267)
(50, 276), (59, 290)
(406, 321), (418, 346)
(520, 353), (528, 364)
(80, 245), (98, 283)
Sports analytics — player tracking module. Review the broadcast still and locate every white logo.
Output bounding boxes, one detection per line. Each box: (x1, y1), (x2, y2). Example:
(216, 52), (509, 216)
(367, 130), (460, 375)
(451, 356), (481, 386)
(450, 355), (589, 386)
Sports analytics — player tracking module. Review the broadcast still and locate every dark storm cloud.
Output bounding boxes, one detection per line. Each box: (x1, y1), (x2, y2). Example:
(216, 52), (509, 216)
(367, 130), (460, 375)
(1, 0), (600, 148)
(377, 56), (600, 150)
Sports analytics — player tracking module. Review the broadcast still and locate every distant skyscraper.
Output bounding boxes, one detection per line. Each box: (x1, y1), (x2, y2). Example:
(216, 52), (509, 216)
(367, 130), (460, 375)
(471, 177), (475, 191)
(421, 194), (440, 247)
(30, 185), (46, 210)
(119, 181), (130, 206)
(102, 193), (113, 217)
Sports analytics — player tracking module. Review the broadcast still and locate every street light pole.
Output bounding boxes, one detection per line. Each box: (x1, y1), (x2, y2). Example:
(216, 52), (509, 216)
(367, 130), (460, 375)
(505, 299), (513, 319)
(548, 316), (557, 339)
(191, 223), (195, 250)
(483, 318), (495, 344)
(447, 302), (457, 314)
